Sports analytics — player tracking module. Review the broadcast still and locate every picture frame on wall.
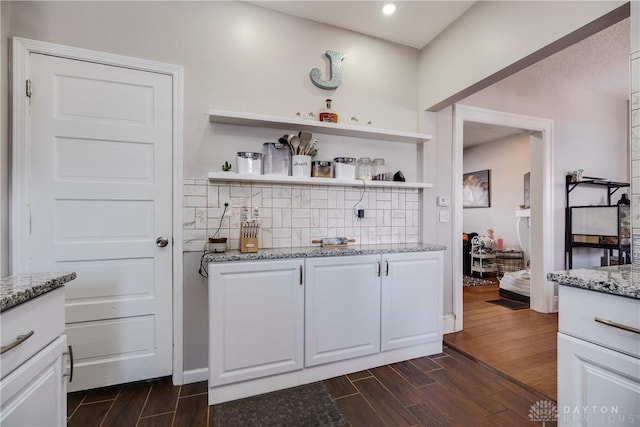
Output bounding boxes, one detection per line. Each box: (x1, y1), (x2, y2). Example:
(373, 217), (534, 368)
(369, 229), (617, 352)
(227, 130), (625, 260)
(463, 169), (490, 208)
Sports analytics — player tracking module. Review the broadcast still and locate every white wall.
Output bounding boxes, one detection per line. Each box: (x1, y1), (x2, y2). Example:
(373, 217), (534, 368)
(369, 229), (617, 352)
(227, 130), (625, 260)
(2, 1), (422, 373)
(463, 135), (531, 253)
(418, 1), (626, 110)
(462, 68), (629, 270)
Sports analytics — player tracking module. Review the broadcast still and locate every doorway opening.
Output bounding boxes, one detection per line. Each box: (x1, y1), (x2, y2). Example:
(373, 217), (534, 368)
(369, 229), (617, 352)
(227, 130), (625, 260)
(452, 105), (556, 333)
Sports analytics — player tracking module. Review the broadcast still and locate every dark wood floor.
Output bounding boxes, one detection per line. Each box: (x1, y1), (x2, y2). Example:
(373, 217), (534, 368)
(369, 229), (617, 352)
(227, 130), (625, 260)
(444, 282), (559, 400)
(67, 345), (555, 426)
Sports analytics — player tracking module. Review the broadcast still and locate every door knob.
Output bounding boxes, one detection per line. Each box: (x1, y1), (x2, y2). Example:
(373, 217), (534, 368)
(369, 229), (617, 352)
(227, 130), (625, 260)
(156, 237), (169, 247)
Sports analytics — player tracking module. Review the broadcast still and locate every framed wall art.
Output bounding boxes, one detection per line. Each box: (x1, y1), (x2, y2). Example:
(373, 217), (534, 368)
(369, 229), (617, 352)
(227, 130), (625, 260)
(463, 169), (490, 208)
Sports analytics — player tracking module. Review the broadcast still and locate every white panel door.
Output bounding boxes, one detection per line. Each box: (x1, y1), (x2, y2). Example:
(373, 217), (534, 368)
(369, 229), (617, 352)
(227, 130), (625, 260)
(209, 260), (304, 386)
(381, 252), (443, 351)
(305, 255), (381, 367)
(28, 53), (173, 391)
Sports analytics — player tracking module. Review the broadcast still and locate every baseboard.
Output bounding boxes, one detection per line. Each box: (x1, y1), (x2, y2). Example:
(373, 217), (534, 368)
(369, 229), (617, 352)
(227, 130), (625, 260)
(443, 313), (456, 334)
(183, 367), (208, 384)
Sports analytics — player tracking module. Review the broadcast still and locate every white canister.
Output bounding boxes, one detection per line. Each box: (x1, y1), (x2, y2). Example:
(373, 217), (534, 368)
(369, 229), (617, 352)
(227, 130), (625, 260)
(291, 155), (312, 177)
(333, 157), (356, 180)
(237, 152), (262, 175)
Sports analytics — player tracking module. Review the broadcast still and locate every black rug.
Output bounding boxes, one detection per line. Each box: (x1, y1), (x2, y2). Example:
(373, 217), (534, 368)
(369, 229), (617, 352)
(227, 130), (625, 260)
(212, 382), (348, 427)
(486, 298), (530, 310)
(463, 275), (495, 287)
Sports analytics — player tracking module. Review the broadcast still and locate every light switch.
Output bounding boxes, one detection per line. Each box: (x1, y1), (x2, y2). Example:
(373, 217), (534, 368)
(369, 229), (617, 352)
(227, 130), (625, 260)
(439, 210), (450, 223)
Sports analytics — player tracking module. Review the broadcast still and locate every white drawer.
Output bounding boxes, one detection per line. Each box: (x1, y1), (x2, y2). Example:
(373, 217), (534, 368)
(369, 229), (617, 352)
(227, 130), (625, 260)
(559, 286), (640, 358)
(1, 287), (65, 379)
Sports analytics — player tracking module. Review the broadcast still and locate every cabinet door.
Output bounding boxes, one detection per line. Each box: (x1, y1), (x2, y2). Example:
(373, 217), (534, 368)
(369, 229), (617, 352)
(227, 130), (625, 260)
(0, 336), (67, 427)
(381, 252), (443, 351)
(558, 333), (640, 426)
(305, 255), (380, 367)
(209, 260), (304, 386)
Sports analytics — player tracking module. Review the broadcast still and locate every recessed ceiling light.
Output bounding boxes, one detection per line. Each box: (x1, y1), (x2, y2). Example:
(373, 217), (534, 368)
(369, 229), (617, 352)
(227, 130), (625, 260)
(382, 3), (396, 16)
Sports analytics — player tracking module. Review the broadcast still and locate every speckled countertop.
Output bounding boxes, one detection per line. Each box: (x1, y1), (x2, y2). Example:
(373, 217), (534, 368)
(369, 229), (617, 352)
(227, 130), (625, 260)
(204, 243), (446, 263)
(0, 272), (76, 312)
(547, 265), (639, 300)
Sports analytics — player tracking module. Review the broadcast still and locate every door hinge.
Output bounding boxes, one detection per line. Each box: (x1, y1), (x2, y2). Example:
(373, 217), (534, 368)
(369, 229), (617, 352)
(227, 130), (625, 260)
(26, 79), (32, 98)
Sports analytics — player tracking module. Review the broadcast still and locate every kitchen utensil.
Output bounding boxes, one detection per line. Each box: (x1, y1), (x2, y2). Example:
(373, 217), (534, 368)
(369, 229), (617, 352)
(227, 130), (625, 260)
(288, 135), (300, 155)
(311, 237), (355, 248)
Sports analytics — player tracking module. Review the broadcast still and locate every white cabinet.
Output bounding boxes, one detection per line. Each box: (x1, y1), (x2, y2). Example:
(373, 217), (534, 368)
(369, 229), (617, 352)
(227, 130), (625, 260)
(304, 255), (381, 367)
(557, 285), (640, 426)
(208, 251), (444, 404)
(0, 287), (67, 427)
(209, 259), (304, 386)
(0, 337), (67, 427)
(381, 252), (443, 351)
(558, 334), (640, 426)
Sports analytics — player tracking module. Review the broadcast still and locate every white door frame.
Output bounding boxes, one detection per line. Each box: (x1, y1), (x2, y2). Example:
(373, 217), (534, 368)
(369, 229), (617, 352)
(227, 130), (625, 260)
(452, 104), (556, 330)
(11, 37), (186, 385)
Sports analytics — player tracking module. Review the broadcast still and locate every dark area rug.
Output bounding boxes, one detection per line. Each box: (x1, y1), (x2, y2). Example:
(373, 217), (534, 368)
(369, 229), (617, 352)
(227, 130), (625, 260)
(463, 275), (495, 287)
(212, 382), (348, 427)
(486, 298), (530, 310)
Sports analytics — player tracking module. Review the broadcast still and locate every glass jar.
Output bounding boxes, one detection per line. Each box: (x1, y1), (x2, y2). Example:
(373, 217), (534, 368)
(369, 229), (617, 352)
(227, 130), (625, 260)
(356, 157), (371, 180)
(311, 161), (333, 178)
(371, 158), (386, 181)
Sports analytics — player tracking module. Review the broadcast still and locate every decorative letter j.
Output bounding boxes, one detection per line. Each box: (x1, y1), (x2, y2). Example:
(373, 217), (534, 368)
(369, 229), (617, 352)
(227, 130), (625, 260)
(310, 50), (345, 90)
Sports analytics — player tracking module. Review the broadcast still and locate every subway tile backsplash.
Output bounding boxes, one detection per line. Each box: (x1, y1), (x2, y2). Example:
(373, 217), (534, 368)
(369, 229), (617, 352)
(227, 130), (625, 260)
(183, 179), (421, 252)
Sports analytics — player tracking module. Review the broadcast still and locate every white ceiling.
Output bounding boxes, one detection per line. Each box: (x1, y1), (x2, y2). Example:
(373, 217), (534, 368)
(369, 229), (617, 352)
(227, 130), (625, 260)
(247, 1), (476, 49)
(250, 1), (630, 146)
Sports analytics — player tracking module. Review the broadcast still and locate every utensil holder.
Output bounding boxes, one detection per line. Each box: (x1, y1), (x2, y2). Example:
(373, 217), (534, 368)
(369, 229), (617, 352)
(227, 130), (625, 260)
(291, 155), (311, 177)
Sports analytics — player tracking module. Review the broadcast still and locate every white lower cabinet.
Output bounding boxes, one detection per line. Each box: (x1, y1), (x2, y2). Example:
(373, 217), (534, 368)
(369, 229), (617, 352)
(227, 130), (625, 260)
(558, 334), (640, 426)
(557, 285), (640, 426)
(208, 251), (444, 404)
(208, 259), (304, 386)
(0, 287), (67, 427)
(381, 252), (443, 351)
(304, 255), (381, 367)
(0, 336), (67, 427)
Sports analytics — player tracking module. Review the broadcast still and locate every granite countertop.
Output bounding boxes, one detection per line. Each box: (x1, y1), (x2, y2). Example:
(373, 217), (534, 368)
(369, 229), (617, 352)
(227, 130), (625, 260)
(0, 272), (76, 312)
(204, 242), (446, 263)
(547, 265), (639, 300)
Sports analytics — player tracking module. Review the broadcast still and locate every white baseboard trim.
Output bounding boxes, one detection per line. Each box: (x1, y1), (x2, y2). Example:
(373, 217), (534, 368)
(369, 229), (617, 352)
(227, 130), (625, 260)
(443, 314), (456, 334)
(183, 367), (208, 384)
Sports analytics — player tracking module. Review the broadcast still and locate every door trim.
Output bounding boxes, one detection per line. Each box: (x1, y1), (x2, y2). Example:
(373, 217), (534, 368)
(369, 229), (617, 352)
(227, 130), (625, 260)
(452, 104), (555, 330)
(11, 37), (185, 385)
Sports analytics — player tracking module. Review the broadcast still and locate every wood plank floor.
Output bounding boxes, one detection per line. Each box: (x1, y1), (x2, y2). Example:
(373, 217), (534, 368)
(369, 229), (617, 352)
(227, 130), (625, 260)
(443, 283), (559, 400)
(67, 345), (556, 426)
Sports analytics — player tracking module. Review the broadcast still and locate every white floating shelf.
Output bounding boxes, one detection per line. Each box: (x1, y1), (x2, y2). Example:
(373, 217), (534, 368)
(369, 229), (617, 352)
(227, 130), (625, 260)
(208, 172), (433, 189)
(209, 109), (432, 144)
